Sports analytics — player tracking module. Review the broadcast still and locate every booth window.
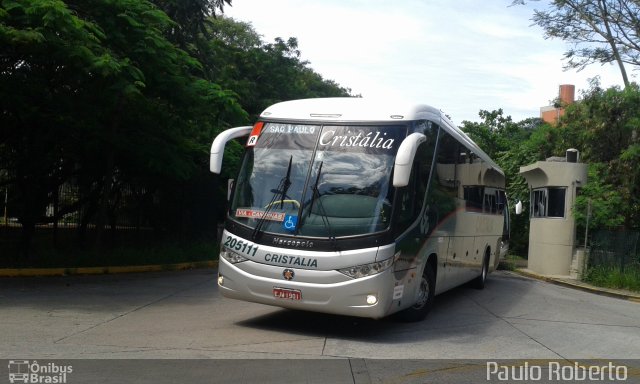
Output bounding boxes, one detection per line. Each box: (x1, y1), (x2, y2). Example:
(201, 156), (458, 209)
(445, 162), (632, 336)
(531, 187), (565, 218)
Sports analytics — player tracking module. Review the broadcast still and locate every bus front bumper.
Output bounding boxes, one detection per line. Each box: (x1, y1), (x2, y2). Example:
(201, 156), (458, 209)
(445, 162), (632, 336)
(217, 258), (399, 319)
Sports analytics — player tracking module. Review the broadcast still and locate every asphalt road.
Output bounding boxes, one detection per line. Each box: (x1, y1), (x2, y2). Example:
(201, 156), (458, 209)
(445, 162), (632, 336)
(1, 269), (639, 383)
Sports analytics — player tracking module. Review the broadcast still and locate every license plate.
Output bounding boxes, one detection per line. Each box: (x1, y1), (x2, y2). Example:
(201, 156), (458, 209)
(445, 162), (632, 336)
(273, 287), (301, 300)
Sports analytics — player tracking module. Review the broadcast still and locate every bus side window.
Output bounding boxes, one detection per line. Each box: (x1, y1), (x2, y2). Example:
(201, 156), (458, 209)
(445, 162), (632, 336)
(430, 130), (459, 218)
(464, 186), (483, 212)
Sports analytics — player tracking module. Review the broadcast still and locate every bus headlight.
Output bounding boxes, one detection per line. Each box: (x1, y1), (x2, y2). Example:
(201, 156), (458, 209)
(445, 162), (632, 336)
(338, 257), (395, 279)
(220, 248), (248, 264)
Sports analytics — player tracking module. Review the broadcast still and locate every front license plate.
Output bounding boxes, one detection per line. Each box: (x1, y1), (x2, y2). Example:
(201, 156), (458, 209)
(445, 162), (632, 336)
(273, 287), (301, 300)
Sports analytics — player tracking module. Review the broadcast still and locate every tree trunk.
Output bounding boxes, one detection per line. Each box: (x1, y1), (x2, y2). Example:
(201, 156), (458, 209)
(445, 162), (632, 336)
(52, 185), (59, 249)
(94, 96), (124, 249)
(599, 0), (630, 88)
(94, 151), (115, 249)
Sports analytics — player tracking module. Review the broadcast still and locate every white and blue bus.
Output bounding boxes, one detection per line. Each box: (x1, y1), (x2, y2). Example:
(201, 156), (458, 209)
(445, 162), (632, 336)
(210, 98), (509, 321)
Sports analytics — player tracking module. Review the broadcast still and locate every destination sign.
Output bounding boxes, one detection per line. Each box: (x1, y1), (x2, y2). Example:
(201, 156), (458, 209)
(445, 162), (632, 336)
(235, 208), (285, 222)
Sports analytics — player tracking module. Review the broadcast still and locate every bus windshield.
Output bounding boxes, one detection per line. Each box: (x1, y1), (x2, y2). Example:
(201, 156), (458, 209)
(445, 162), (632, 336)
(230, 123), (406, 237)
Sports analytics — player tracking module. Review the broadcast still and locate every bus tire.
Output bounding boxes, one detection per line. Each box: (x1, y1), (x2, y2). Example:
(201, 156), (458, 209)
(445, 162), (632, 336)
(396, 263), (435, 322)
(474, 250), (490, 290)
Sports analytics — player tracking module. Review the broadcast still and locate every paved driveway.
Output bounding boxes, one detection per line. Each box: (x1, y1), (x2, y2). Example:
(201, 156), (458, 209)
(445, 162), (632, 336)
(1, 269), (638, 382)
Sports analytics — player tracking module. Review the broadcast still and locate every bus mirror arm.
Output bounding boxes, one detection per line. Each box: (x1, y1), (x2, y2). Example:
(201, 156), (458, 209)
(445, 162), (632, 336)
(515, 200), (523, 215)
(209, 126), (253, 174)
(227, 179), (235, 201)
(392, 133), (427, 187)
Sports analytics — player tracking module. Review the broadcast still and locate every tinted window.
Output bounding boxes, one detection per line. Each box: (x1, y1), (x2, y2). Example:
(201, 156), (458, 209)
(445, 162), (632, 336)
(531, 187), (565, 218)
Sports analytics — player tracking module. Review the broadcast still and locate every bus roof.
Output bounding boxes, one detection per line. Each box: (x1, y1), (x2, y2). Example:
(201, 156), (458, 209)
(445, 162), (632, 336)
(260, 98), (503, 176)
(260, 97), (442, 122)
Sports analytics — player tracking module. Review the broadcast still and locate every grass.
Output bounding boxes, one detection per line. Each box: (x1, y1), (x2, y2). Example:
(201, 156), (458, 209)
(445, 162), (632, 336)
(498, 254), (528, 271)
(583, 263), (640, 292)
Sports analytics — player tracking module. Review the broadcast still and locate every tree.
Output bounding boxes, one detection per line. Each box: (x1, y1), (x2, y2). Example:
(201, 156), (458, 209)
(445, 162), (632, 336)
(205, 17), (352, 119)
(150, 0), (232, 78)
(1, 0), (109, 253)
(152, 0), (231, 41)
(1, 2), (353, 260)
(0, 0), (244, 255)
(559, 81), (640, 229)
(514, 0), (640, 87)
(573, 163), (626, 230)
(461, 109), (535, 158)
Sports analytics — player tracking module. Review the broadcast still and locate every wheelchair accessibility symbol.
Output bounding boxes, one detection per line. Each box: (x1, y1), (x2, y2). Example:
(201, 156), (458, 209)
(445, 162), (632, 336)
(283, 215), (298, 231)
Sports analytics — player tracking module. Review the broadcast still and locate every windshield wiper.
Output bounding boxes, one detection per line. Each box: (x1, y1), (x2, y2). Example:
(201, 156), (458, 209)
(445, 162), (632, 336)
(297, 161), (338, 250)
(280, 156), (293, 209)
(251, 155), (293, 241)
(309, 160), (323, 214)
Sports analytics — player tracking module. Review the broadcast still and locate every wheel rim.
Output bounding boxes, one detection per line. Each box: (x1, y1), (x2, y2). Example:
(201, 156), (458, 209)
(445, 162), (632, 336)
(412, 275), (430, 309)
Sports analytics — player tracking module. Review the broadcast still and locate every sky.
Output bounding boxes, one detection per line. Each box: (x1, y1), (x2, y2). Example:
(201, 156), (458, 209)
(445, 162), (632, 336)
(223, 0), (631, 125)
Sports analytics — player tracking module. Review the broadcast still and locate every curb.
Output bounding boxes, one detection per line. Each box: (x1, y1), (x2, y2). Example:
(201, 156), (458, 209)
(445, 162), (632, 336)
(511, 268), (640, 303)
(0, 260), (218, 277)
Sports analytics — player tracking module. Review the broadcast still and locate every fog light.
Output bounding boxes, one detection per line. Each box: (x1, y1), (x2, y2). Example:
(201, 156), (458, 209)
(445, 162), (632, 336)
(218, 275), (224, 286)
(366, 294), (377, 305)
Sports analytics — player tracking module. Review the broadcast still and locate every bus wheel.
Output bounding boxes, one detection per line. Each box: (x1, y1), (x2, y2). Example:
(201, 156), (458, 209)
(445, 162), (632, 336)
(396, 263), (435, 322)
(474, 250), (490, 290)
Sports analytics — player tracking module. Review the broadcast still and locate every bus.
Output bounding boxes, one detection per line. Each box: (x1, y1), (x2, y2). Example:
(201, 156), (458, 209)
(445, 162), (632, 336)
(210, 98), (509, 321)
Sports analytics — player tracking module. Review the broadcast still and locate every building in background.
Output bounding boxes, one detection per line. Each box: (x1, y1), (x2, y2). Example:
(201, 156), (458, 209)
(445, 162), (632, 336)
(540, 84), (575, 124)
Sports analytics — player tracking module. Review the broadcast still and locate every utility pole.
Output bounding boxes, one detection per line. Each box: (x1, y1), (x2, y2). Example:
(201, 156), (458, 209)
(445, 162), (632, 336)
(584, 198), (591, 250)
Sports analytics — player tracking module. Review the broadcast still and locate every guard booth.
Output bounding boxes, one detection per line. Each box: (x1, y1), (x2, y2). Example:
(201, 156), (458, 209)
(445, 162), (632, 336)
(519, 149), (587, 277)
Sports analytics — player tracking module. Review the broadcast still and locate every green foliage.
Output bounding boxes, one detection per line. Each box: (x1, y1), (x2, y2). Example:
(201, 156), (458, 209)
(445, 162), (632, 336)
(573, 163), (625, 230)
(461, 109), (532, 159)
(559, 81), (640, 229)
(583, 263), (640, 292)
(0, 0), (352, 260)
(151, 0), (231, 49)
(497, 254), (528, 271)
(562, 82), (640, 161)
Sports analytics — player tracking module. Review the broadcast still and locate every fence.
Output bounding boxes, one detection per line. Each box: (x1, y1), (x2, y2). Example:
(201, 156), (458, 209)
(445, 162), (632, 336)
(587, 230), (639, 272)
(2, 182), (152, 230)
(1, 176), (225, 249)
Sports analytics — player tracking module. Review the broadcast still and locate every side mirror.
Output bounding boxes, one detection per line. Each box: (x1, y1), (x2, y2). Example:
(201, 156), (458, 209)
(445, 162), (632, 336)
(392, 132), (427, 187)
(515, 200), (523, 215)
(210, 126), (252, 174)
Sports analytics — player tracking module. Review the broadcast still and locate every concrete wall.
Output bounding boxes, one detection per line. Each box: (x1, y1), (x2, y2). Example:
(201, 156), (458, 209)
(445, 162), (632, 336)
(528, 218), (575, 275)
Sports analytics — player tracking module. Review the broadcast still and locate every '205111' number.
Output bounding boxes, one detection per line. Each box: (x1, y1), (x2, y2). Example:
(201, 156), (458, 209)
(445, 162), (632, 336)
(223, 236), (258, 258)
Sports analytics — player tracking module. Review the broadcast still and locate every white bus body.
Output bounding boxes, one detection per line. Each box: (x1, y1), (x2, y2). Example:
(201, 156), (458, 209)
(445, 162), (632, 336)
(211, 98), (508, 320)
